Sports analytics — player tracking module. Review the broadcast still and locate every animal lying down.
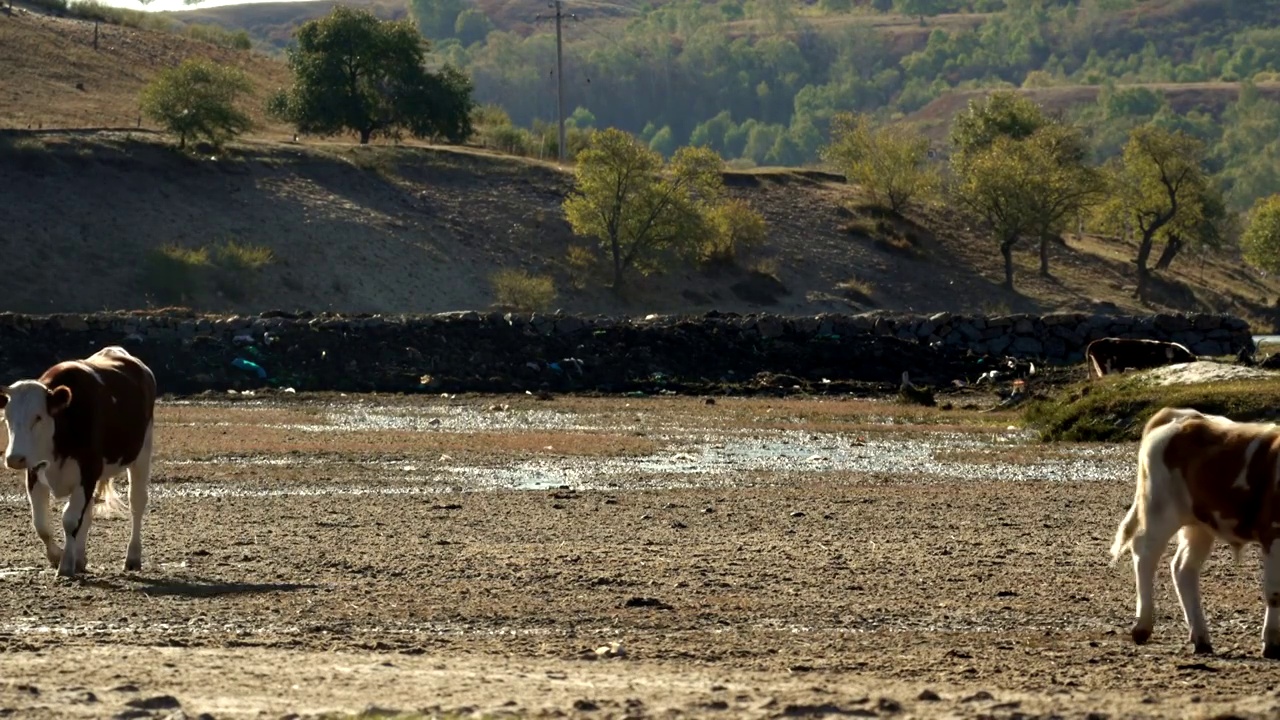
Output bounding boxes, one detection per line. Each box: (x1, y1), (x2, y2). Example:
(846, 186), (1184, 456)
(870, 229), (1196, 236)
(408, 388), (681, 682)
(0, 346), (157, 578)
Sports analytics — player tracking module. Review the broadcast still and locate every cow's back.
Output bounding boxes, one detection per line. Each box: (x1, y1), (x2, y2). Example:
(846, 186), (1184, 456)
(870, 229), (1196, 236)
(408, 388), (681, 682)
(40, 348), (156, 468)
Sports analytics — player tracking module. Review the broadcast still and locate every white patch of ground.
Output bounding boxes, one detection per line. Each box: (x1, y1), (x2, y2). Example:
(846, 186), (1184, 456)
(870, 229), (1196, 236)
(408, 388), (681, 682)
(1133, 360), (1280, 386)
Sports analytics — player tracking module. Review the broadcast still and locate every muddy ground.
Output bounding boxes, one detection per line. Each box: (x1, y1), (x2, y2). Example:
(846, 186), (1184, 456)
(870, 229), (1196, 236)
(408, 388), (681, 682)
(0, 393), (1276, 719)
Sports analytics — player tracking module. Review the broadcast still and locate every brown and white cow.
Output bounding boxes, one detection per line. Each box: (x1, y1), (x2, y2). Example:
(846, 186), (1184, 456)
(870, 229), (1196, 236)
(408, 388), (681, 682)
(1086, 337), (1197, 379)
(0, 346), (156, 578)
(1110, 406), (1280, 658)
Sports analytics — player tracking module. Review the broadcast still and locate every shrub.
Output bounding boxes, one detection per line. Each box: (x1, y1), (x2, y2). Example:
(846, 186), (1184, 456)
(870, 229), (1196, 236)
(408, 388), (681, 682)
(185, 23), (253, 50)
(491, 268), (557, 312)
(210, 240), (274, 300)
(140, 58), (252, 150)
(139, 240), (273, 304)
(565, 244), (598, 290)
(700, 198), (768, 266)
(141, 244), (210, 304)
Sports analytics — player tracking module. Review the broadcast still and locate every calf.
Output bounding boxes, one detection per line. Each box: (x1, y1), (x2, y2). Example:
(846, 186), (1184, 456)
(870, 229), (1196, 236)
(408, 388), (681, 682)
(0, 347), (156, 577)
(1110, 406), (1280, 658)
(1085, 337), (1196, 379)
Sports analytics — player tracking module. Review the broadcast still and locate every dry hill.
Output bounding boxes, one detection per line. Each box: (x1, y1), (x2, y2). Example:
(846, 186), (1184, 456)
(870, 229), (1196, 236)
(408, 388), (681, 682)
(3, 5), (1280, 329)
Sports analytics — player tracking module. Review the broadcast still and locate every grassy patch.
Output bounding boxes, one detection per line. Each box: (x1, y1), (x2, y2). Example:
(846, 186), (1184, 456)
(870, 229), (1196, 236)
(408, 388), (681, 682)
(67, 0), (172, 31)
(141, 244), (211, 305)
(211, 239), (274, 300)
(836, 277), (875, 305)
(0, 135), (57, 172)
(1023, 375), (1280, 442)
(491, 268), (557, 312)
(140, 240), (273, 305)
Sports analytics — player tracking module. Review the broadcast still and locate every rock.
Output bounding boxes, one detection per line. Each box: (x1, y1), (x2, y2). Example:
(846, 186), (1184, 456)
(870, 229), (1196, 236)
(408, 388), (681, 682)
(755, 315), (785, 340)
(1010, 336), (1043, 355)
(56, 315), (89, 332)
(125, 695), (181, 711)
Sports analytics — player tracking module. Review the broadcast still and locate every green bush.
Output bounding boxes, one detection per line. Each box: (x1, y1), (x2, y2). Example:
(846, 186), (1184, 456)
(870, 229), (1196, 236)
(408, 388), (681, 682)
(491, 268), (557, 312)
(139, 240), (273, 304)
(141, 244), (210, 304)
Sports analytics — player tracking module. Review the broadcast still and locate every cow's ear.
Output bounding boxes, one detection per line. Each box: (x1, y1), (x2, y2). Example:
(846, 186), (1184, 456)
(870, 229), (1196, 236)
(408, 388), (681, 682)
(47, 386), (72, 416)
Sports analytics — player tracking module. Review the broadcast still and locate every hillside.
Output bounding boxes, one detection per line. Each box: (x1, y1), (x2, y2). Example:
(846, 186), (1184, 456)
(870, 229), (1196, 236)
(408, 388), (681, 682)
(5, 3), (1280, 329)
(0, 3), (292, 132)
(4, 128), (1280, 328)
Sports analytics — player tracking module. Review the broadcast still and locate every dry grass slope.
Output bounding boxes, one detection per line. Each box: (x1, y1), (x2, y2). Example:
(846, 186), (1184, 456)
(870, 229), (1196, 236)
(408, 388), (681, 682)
(3, 4), (1280, 326)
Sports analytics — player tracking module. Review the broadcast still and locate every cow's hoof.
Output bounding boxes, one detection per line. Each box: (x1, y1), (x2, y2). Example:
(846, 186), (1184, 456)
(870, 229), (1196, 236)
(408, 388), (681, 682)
(45, 552), (61, 569)
(124, 558), (141, 572)
(1192, 640), (1214, 656)
(1264, 642), (1280, 660)
(1131, 625), (1152, 645)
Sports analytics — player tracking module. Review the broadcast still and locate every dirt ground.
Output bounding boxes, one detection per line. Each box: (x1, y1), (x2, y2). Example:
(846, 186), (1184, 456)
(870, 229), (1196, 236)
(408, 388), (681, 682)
(0, 393), (1277, 719)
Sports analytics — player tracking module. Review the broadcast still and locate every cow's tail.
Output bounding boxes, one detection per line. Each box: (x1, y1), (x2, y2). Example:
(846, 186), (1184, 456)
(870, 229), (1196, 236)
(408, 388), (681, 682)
(93, 476), (129, 520)
(1110, 455), (1147, 566)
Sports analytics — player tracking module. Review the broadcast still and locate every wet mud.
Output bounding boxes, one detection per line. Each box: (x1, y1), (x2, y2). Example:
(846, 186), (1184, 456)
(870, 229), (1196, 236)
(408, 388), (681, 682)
(0, 394), (1276, 719)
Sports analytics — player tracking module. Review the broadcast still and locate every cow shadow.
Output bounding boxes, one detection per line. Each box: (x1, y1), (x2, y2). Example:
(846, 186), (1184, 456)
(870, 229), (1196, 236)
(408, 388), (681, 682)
(84, 574), (317, 598)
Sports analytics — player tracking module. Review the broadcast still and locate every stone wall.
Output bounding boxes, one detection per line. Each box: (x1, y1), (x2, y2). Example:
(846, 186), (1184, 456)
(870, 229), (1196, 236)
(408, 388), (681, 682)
(0, 310), (1254, 396)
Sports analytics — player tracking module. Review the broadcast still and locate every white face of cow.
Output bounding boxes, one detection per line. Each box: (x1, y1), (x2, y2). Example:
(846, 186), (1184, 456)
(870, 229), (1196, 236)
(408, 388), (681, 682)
(0, 380), (72, 472)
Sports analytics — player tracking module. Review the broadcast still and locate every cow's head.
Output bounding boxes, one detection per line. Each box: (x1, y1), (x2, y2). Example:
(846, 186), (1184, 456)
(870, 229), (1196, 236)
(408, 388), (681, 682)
(0, 380), (72, 471)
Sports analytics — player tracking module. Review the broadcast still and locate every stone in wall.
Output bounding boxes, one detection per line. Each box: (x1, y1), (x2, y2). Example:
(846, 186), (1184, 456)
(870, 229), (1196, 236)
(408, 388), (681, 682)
(0, 310), (1254, 396)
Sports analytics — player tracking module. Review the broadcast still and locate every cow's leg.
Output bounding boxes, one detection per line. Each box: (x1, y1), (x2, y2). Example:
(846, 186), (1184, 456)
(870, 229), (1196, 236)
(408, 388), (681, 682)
(57, 480), (94, 578)
(26, 471), (61, 569)
(1130, 508), (1180, 645)
(1171, 525), (1215, 654)
(125, 422), (153, 572)
(1262, 540), (1280, 659)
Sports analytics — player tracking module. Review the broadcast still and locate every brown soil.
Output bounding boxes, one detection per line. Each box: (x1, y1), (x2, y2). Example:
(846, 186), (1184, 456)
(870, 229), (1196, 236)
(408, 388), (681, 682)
(0, 395), (1277, 719)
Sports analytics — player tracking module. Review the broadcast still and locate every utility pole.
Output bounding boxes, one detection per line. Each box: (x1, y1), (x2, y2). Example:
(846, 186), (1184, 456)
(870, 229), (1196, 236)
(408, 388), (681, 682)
(551, 0), (566, 164)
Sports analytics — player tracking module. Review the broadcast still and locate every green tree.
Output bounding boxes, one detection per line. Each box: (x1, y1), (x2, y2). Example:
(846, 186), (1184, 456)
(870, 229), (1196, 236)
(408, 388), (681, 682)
(949, 90), (1049, 159)
(454, 7), (493, 46)
(139, 58), (252, 150)
(267, 6), (475, 145)
(408, 0), (465, 39)
(564, 128), (726, 291)
(701, 198), (769, 266)
(820, 112), (939, 214)
(894, 0), (944, 24)
(949, 126), (1100, 290)
(1096, 124), (1214, 298)
(1021, 122), (1106, 276)
(1241, 194), (1280, 274)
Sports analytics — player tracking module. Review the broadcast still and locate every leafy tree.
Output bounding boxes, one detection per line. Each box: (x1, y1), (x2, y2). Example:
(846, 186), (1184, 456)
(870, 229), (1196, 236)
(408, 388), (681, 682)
(1096, 124), (1214, 298)
(951, 125), (1100, 289)
(949, 90), (1049, 159)
(1021, 123), (1107, 276)
(140, 58), (252, 150)
(951, 134), (1041, 289)
(1153, 184), (1233, 270)
(408, 0), (465, 39)
(1241, 194), (1280, 274)
(820, 112), (939, 214)
(267, 6), (475, 145)
(564, 128), (728, 291)
(454, 7), (493, 47)
(949, 92), (1098, 276)
(701, 198), (769, 266)
(894, 0), (944, 24)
